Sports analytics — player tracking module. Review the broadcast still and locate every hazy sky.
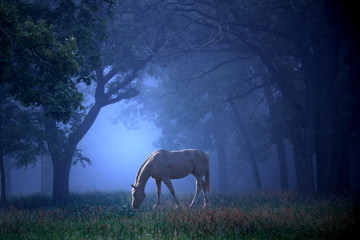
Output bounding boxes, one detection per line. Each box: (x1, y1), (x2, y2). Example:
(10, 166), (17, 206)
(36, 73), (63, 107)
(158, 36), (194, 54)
(71, 102), (161, 192)
(69, 100), (201, 194)
(9, 95), (297, 196)
(9, 78), (210, 195)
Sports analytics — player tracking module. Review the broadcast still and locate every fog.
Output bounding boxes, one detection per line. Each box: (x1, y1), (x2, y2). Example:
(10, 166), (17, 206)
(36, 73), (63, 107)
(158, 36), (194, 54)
(10, 103), (160, 194)
(9, 102), (207, 195)
(71, 106), (160, 192)
(1, 1), (359, 204)
(9, 101), (298, 195)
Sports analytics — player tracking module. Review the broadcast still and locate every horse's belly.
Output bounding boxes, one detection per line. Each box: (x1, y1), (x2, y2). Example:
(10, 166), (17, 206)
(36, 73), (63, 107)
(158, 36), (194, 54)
(168, 165), (192, 179)
(152, 164), (191, 180)
(169, 172), (189, 179)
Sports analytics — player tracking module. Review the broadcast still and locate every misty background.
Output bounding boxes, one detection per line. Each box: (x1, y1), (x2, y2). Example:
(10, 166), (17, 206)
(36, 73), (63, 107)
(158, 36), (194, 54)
(1, 0), (360, 205)
(8, 98), (298, 195)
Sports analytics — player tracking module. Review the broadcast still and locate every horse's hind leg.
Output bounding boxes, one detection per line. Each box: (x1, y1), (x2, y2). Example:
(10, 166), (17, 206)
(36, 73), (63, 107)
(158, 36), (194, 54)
(190, 176), (203, 208)
(201, 179), (209, 208)
(153, 178), (162, 209)
(163, 178), (179, 208)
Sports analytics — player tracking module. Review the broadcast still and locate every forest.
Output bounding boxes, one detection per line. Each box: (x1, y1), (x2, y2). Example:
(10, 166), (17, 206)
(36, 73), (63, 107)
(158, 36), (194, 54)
(0, 0), (359, 239)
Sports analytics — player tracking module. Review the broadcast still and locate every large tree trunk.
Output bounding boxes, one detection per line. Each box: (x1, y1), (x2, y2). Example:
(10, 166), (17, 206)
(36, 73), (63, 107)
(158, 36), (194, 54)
(0, 147), (6, 206)
(214, 133), (229, 193)
(263, 84), (289, 190)
(43, 59), (148, 203)
(4, 157), (11, 197)
(43, 114), (70, 203)
(332, 110), (355, 194)
(296, 146), (315, 194)
(335, 141), (350, 194)
(41, 152), (53, 193)
(44, 103), (102, 203)
(229, 99), (262, 191)
(315, 105), (336, 194)
(276, 140), (289, 190)
(254, 46), (315, 195)
(212, 109), (229, 194)
(51, 155), (72, 202)
(289, 121), (315, 195)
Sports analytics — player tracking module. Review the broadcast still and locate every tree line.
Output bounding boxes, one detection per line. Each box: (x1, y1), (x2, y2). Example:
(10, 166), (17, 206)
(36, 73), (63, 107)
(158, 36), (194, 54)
(1, 0), (359, 205)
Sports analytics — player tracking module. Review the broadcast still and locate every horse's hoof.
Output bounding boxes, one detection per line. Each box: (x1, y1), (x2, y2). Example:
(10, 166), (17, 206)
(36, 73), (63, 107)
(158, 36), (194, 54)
(153, 204), (159, 209)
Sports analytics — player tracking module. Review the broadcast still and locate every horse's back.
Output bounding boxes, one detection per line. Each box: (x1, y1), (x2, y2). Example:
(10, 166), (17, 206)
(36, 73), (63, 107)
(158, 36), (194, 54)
(162, 149), (209, 166)
(179, 149), (209, 176)
(149, 149), (209, 179)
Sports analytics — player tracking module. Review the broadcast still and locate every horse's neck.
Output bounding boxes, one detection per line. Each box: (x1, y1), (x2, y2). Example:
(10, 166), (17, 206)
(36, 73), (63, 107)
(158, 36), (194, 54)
(137, 163), (151, 189)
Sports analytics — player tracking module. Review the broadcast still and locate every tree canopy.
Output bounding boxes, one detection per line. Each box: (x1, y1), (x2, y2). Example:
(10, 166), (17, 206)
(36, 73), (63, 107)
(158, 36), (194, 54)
(1, 0), (359, 202)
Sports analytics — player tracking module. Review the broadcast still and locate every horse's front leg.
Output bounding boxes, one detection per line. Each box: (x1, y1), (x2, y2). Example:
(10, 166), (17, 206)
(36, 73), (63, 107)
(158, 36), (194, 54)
(153, 178), (161, 209)
(163, 178), (179, 208)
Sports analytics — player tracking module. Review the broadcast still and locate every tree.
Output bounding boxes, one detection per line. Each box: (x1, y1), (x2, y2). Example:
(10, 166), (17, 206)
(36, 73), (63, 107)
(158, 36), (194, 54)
(262, 83), (289, 190)
(130, 0), (359, 194)
(41, 0), (186, 202)
(0, 0), (106, 203)
(118, 51), (277, 192)
(229, 98), (262, 191)
(231, 0), (360, 194)
(0, 88), (43, 206)
(165, 0), (360, 195)
(0, 0), (89, 123)
(40, 148), (52, 194)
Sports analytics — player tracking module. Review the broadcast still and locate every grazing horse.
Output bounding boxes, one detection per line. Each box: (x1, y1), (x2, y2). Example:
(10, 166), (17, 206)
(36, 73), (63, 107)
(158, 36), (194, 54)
(131, 149), (210, 209)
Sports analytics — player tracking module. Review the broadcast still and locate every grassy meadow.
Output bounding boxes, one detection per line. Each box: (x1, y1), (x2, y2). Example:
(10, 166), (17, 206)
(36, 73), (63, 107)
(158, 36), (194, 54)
(0, 191), (359, 239)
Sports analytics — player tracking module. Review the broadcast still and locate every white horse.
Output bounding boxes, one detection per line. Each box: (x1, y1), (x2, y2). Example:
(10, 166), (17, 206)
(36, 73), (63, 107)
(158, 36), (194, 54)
(131, 149), (210, 209)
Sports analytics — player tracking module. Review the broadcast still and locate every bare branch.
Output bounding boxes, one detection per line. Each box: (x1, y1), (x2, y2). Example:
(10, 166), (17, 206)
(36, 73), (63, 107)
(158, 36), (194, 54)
(172, 7), (218, 23)
(179, 56), (254, 88)
(226, 81), (273, 102)
(0, 27), (14, 49)
(102, 66), (121, 83)
(157, 17), (203, 54)
(103, 54), (153, 102)
(103, 88), (140, 106)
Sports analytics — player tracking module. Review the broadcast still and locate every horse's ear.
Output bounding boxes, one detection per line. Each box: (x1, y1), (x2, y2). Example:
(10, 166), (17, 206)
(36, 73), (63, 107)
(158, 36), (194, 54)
(131, 184), (137, 189)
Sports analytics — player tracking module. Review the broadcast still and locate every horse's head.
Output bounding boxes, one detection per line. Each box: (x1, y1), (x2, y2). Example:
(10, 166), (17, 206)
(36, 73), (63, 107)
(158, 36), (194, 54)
(131, 184), (146, 209)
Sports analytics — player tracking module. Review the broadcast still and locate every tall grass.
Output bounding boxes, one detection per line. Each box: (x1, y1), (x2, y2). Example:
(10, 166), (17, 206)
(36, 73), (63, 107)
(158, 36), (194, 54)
(1, 191), (358, 239)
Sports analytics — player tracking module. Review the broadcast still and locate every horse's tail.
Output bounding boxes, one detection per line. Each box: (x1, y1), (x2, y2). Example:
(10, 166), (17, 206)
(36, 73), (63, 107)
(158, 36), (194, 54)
(205, 167), (210, 193)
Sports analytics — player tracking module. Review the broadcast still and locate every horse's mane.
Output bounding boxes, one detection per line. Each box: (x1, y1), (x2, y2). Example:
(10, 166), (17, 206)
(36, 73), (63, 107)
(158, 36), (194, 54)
(134, 151), (159, 185)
